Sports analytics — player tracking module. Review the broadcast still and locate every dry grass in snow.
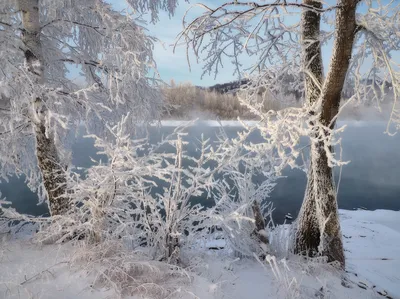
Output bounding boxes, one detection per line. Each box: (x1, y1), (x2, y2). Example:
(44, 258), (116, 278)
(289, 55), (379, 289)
(0, 209), (398, 299)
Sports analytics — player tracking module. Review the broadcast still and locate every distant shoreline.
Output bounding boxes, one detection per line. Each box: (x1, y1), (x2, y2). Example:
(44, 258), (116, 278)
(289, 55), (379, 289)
(152, 119), (388, 127)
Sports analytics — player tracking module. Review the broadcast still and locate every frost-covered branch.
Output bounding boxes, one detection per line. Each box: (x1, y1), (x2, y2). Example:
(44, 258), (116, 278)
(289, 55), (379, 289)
(0, 0), (180, 207)
(179, 0), (400, 170)
(348, 0), (400, 134)
(176, 0), (307, 97)
(178, 0), (400, 265)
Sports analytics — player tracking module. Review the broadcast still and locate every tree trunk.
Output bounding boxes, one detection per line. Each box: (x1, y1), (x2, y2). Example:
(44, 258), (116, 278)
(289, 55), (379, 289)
(35, 122), (69, 215)
(294, 0), (324, 259)
(19, 0), (68, 215)
(295, 0), (358, 267)
(252, 201), (268, 245)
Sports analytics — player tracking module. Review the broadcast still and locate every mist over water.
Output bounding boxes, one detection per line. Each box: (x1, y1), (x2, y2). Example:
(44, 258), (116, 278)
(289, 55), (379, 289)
(1, 121), (399, 224)
(271, 121), (400, 222)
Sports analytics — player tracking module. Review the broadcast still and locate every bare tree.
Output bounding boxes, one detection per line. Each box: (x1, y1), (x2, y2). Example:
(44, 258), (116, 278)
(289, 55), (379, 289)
(0, 0), (180, 215)
(178, 0), (400, 266)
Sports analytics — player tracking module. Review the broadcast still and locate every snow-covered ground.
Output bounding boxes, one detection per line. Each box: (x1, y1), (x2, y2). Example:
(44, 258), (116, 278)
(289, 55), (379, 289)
(341, 209), (400, 298)
(0, 209), (398, 299)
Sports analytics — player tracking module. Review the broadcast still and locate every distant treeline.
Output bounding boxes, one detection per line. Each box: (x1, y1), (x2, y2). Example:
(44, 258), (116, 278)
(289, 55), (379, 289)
(161, 80), (297, 119)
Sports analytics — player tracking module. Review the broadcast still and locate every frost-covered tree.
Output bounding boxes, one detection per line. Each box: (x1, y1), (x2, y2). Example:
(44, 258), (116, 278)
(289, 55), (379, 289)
(178, 0), (400, 266)
(0, 0), (181, 215)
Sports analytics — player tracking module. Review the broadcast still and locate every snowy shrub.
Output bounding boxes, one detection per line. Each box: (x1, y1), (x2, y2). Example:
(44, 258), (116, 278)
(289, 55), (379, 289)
(0, 113), (288, 296)
(206, 169), (275, 258)
(265, 255), (301, 299)
(269, 224), (295, 258)
(31, 115), (280, 263)
(0, 198), (40, 240)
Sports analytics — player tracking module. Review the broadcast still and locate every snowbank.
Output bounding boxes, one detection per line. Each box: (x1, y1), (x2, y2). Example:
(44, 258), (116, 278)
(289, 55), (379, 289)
(0, 209), (398, 299)
(340, 209), (400, 298)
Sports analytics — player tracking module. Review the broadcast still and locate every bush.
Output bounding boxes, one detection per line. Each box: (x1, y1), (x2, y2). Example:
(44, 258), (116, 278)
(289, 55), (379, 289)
(32, 114), (278, 261)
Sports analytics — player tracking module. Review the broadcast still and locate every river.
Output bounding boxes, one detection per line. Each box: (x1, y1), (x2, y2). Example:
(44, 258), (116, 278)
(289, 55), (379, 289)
(1, 121), (399, 224)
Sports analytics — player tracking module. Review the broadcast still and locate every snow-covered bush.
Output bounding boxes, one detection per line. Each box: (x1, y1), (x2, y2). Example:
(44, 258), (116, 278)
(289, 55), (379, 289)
(265, 255), (300, 299)
(0, 113), (290, 296)
(31, 115), (280, 263)
(206, 167), (275, 258)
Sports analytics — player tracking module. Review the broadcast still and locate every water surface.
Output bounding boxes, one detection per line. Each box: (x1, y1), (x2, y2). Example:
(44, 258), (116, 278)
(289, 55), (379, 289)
(1, 121), (399, 224)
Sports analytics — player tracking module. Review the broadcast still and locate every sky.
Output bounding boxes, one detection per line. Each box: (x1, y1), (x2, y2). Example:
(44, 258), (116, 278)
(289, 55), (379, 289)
(107, 0), (335, 87)
(110, 0), (294, 86)
(146, 2), (224, 86)
(107, 0), (397, 88)
(139, 1), (239, 86)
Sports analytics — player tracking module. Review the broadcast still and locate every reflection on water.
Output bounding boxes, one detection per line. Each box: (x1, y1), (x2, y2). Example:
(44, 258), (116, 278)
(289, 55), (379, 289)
(1, 122), (399, 224)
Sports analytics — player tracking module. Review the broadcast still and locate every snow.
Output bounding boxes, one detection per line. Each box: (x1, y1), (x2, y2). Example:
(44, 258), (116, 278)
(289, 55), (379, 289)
(340, 209), (400, 298)
(1, 209), (399, 299)
(205, 239), (225, 249)
(0, 242), (115, 299)
(258, 229), (268, 238)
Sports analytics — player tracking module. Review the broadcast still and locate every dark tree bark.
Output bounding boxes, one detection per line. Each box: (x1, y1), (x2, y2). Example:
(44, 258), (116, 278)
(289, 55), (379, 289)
(294, 0), (324, 259)
(19, 0), (68, 216)
(35, 122), (69, 215)
(252, 201), (268, 245)
(295, 0), (358, 267)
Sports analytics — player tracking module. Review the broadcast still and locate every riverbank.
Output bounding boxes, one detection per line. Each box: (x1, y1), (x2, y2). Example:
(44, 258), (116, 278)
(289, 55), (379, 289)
(0, 209), (398, 299)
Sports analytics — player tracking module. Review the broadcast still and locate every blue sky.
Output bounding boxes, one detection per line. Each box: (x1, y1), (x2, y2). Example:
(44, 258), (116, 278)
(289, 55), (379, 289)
(124, 0), (333, 87)
(145, 1), (238, 86)
(108, 0), (396, 87)
(111, 0), (278, 86)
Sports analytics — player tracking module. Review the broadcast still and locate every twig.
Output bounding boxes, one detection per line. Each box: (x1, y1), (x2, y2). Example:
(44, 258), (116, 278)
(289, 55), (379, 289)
(20, 261), (68, 286)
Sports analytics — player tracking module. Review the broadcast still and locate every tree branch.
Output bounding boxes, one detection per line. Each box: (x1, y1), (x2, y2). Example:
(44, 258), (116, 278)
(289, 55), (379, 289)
(355, 23), (384, 43)
(0, 20), (13, 28)
(41, 19), (106, 36)
(210, 1), (338, 15)
(179, 1), (337, 47)
(0, 122), (30, 136)
(20, 261), (68, 285)
(58, 58), (107, 71)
